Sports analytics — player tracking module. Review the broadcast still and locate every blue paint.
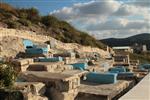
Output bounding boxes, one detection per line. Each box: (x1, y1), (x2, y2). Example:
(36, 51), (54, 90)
(26, 47), (48, 55)
(139, 64), (150, 70)
(115, 66), (130, 72)
(71, 63), (88, 70)
(41, 48), (48, 53)
(35, 57), (63, 62)
(23, 39), (49, 55)
(114, 66), (125, 68)
(118, 72), (134, 77)
(109, 67), (126, 73)
(86, 72), (117, 84)
(23, 39), (33, 48)
(26, 48), (47, 55)
(109, 70), (120, 73)
(79, 67), (84, 71)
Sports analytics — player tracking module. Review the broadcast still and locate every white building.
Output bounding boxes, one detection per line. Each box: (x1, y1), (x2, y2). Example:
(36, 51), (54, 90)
(112, 46), (133, 53)
(142, 45), (147, 52)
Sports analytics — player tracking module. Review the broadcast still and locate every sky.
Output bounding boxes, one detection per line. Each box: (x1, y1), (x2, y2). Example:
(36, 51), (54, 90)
(1, 0), (150, 39)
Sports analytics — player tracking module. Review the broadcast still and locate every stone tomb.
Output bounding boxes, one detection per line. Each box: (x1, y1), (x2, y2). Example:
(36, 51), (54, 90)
(76, 80), (134, 100)
(12, 58), (33, 72)
(19, 71), (81, 100)
(19, 71), (80, 92)
(27, 61), (64, 72)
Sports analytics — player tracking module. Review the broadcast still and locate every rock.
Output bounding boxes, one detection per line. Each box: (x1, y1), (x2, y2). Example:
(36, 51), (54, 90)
(13, 58), (34, 66)
(24, 92), (48, 100)
(14, 82), (46, 95)
(48, 88), (78, 100)
(12, 58), (34, 72)
(0, 36), (25, 57)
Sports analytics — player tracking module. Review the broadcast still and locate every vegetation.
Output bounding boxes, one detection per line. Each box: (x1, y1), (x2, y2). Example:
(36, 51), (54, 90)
(101, 33), (150, 50)
(0, 3), (106, 49)
(0, 62), (17, 89)
(130, 52), (150, 64)
(100, 33), (150, 63)
(5, 20), (20, 28)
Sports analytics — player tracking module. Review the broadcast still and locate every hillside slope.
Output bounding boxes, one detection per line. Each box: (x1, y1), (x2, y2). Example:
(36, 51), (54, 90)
(100, 33), (150, 50)
(0, 3), (105, 49)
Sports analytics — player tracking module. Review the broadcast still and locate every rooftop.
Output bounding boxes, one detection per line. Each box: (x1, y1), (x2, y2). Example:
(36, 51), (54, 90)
(113, 46), (131, 50)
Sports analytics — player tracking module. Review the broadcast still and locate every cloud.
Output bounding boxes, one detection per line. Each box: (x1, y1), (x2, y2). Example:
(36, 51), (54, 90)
(113, 4), (137, 16)
(51, 0), (121, 21)
(86, 19), (149, 31)
(74, 0), (120, 15)
(133, 0), (150, 7)
(87, 27), (150, 39)
(50, 0), (150, 39)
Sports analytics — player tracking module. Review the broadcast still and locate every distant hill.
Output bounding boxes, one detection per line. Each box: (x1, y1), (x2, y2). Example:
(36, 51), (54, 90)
(100, 33), (150, 50)
(0, 3), (105, 49)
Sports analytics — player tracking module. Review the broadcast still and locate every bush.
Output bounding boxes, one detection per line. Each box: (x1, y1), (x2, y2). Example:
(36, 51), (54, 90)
(41, 15), (59, 27)
(129, 53), (150, 63)
(0, 63), (17, 88)
(0, 11), (13, 19)
(18, 19), (31, 26)
(5, 20), (20, 28)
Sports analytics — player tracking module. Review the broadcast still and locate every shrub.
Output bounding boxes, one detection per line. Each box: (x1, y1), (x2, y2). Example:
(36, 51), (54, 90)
(0, 11), (13, 19)
(18, 19), (31, 26)
(5, 20), (20, 28)
(129, 53), (150, 63)
(0, 63), (17, 88)
(41, 15), (59, 27)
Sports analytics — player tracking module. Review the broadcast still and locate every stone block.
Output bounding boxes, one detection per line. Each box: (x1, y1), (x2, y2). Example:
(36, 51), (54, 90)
(27, 62), (64, 72)
(24, 92), (48, 100)
(13, 58), (33, 66)
(57, 65), (73, 71)
(48, 88), (78, 100)
(14, 82), (46, 95)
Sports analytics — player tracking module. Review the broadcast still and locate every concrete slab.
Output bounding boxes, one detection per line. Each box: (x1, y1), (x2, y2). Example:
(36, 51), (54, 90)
(20, 71), (75, 81)
(77, 80), (133, 100)
(27, 62), (64, 72)
(60, 70), (88, 77)
(119, 73), (150, 100)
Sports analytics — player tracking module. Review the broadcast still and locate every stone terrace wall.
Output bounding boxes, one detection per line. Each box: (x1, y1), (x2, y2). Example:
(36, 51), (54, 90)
(0, 28), (109, 58)
(0, 28), (51, 42)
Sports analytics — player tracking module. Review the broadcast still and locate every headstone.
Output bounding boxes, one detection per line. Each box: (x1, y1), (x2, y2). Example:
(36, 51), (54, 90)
(143, 45), (147, 52)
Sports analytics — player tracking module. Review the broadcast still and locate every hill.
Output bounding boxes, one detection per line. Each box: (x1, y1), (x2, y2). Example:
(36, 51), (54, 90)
(0, 3), (105, 49)
(100, 33), (150, 50)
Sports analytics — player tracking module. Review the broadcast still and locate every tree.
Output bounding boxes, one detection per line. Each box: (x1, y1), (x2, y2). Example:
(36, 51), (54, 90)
(17, 7), (40, 24)
(41, 15), (59, 27)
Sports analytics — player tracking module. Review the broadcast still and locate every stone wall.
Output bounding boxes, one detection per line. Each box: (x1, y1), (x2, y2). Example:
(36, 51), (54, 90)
(0, 28), (51, 42)
(0, 28), (109, 58)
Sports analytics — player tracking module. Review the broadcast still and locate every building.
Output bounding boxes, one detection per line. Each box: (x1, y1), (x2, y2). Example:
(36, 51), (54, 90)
(113, 54), (130, 66)
(142, 45), (147, 52)
(132, 43), (148, 53)
(112, 46), (133, 53)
